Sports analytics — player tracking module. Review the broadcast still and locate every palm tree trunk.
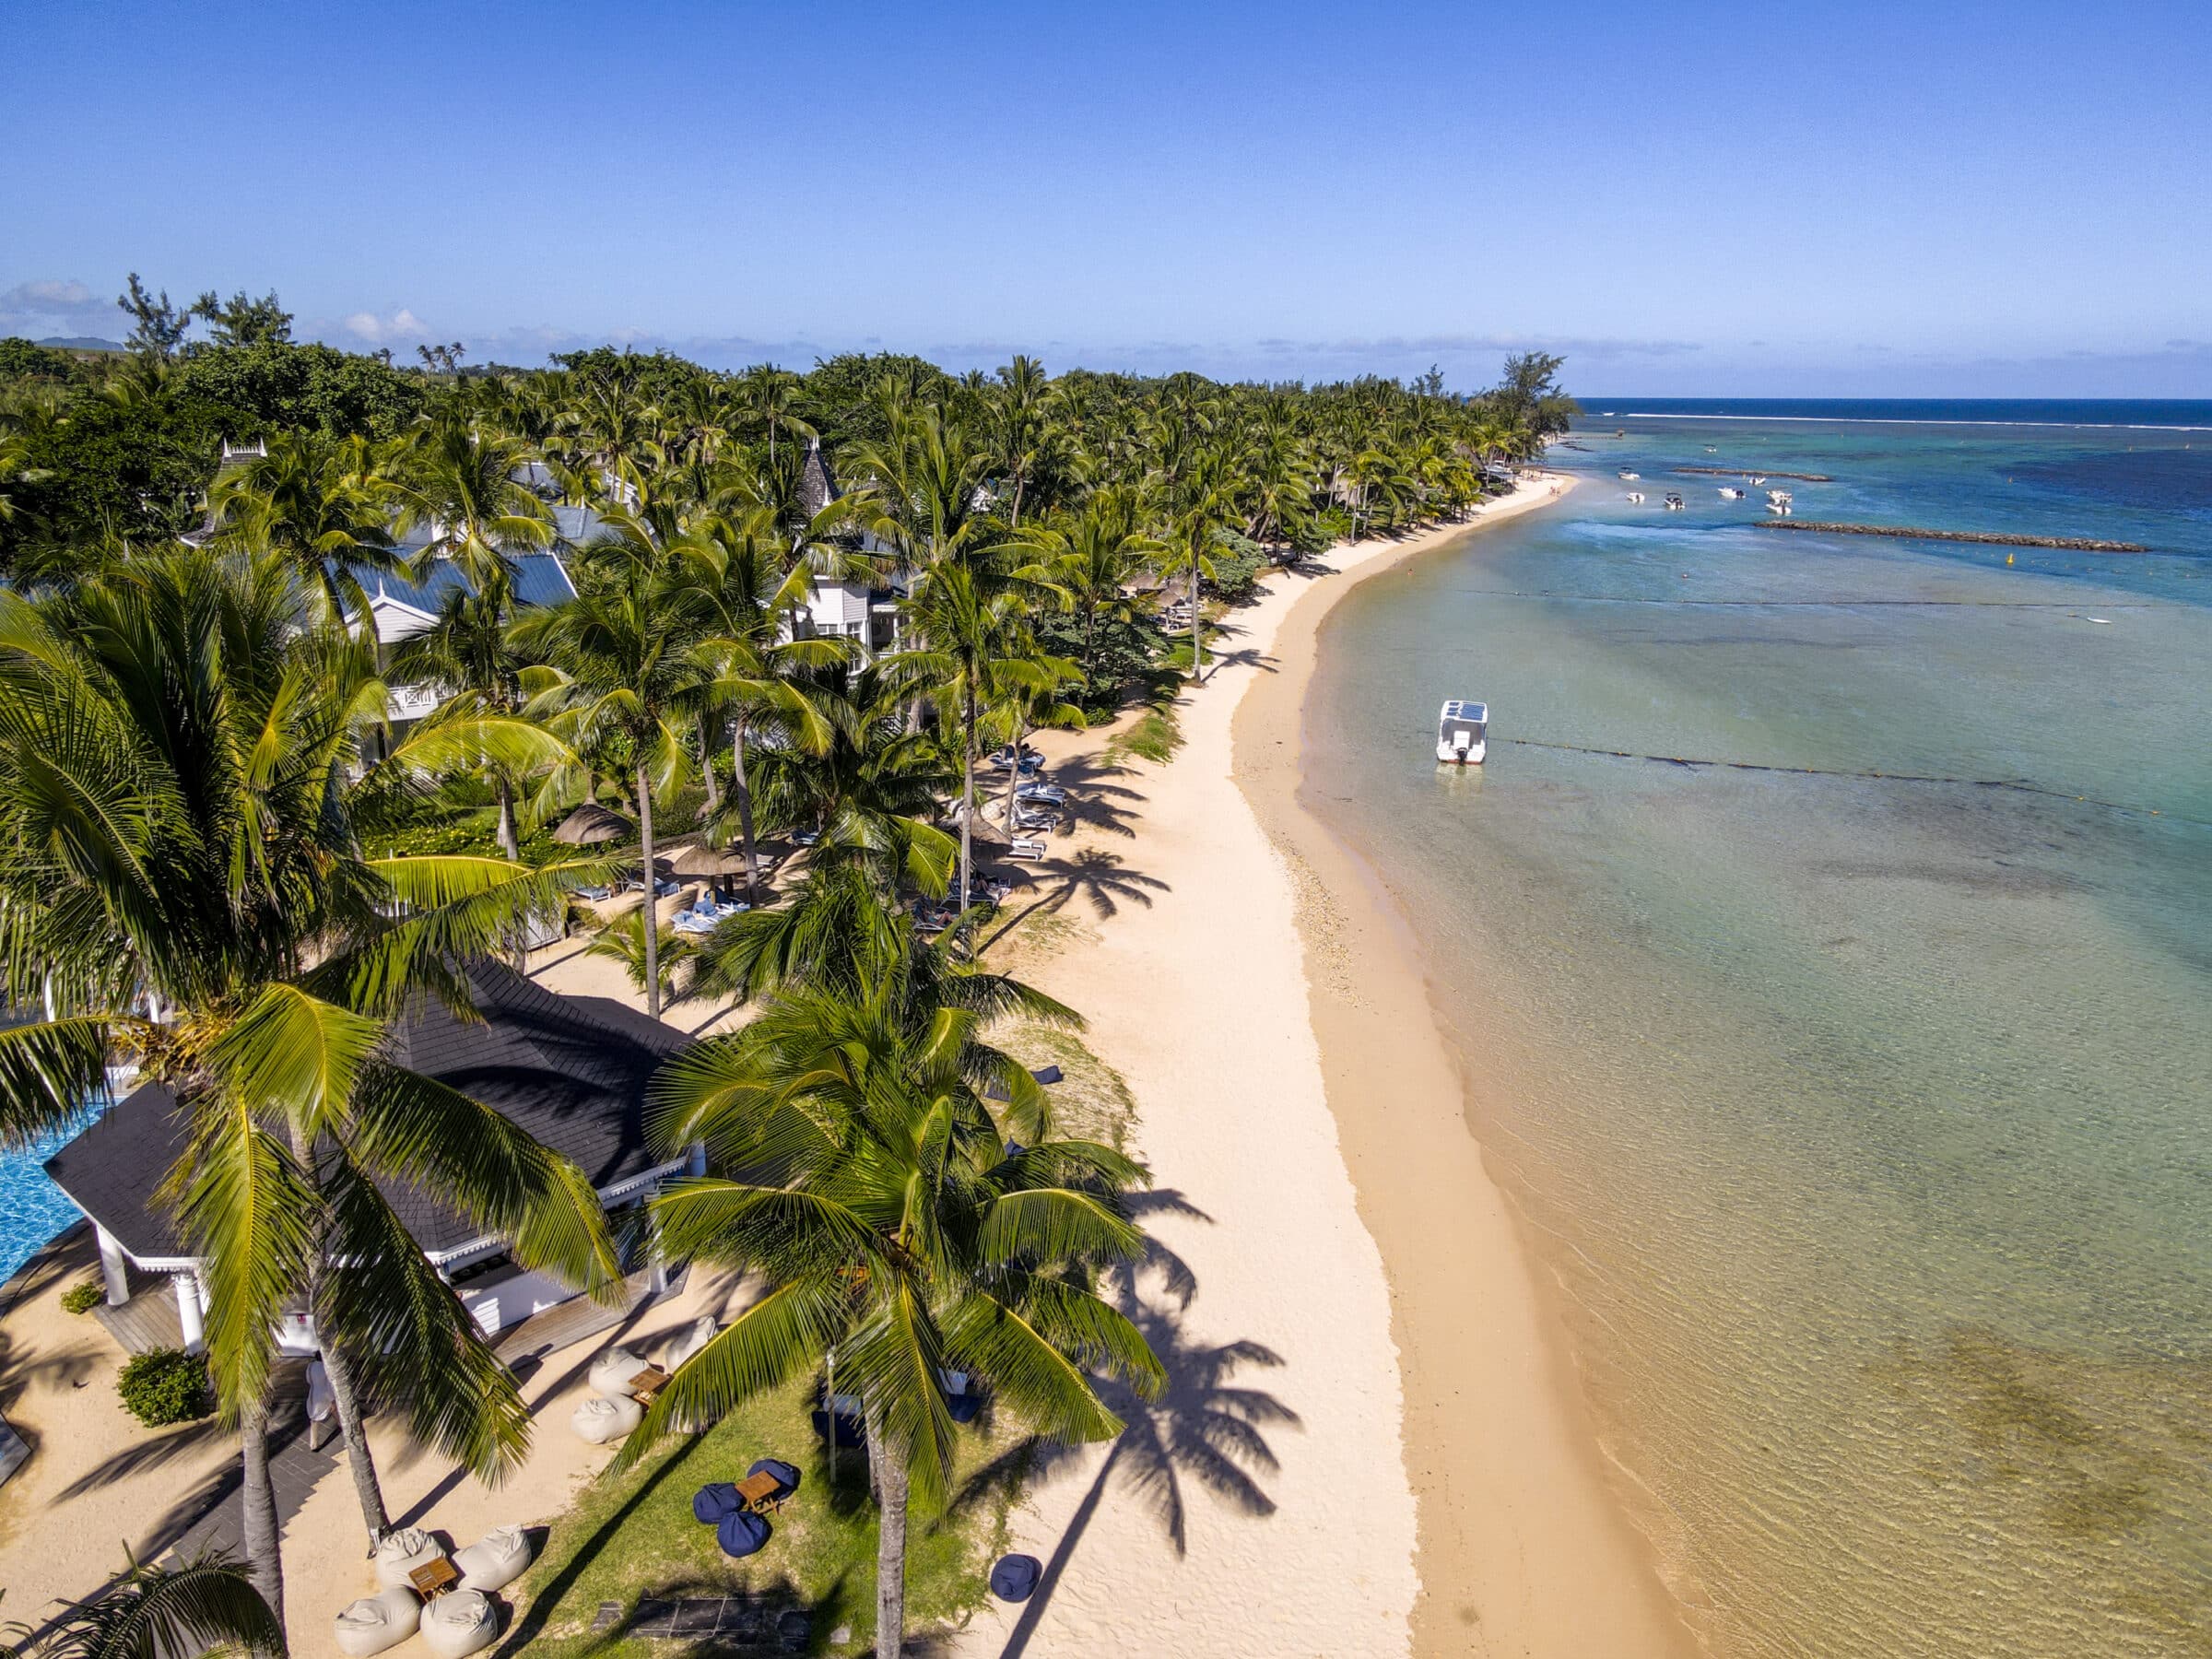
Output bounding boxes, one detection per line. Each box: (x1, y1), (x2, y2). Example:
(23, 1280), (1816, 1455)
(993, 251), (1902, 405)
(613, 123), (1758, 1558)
(1190, 549), (1205, 683)
(283, 1120), (392, 1546)
(698, 713), (723, 820)
(240, 1404), (285, 1627)
(324, 1344), (390, 1547)
(999, 713), (1027, 848)
(637, 761), (661, 1019)
(495, 774), (525, 973)
(730, 720), (760, 902)
(960, 685), (977, 912)
(868, 1415), (910, 1659)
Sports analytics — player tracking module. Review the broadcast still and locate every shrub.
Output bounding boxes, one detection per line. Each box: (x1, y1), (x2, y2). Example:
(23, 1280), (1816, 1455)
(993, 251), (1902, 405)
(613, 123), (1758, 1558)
(117, 1347), (214, 1427)
(60, 1279), (105, 1315)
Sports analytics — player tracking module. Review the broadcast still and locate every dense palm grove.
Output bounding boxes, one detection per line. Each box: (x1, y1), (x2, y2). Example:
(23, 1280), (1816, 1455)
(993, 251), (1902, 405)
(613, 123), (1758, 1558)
(0, 297), (1570, 1656)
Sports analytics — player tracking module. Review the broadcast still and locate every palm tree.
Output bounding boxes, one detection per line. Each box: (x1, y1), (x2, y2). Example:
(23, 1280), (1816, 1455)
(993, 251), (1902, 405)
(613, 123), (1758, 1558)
(0, 546), (623, 1619)
(1029, 494), (1163, 690)
(515, 511), (712, 1018)
(3, 1547), (282, 1659)
(629, 960), (1163, 1659)
(206, 431), (401, 625)
(894, 559), (1062, 911)
(390, 416), (554, 598)
(383, 586), (546, 860)
(677, 510), (842, 900)
(988, 355), (1053, 528)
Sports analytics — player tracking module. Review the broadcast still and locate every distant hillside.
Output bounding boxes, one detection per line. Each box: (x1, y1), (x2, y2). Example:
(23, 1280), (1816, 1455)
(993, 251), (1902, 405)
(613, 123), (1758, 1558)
(35, 335), (124, 353)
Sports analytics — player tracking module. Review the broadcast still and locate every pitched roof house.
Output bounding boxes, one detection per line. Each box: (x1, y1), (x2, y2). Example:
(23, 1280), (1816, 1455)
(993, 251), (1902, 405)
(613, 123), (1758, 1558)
(45, 963), (694, 1351)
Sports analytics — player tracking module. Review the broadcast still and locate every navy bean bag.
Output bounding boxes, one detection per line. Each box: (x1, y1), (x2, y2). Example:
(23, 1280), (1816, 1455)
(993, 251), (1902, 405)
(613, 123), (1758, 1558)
(715, 1508), (771, 1559)
(809, 1408), (865, 1449)
(988, 1553), (1041, 1603)
(691, 1482), (742, 1524)
(774, 1609), (812, 1652)
(747, 1457), (801, 1499)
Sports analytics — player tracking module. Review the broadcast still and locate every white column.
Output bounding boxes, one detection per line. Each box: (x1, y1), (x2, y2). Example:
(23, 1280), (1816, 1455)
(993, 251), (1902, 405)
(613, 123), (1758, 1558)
(174, 1272), (206, 1355)
(96, 1225), (131, 1307)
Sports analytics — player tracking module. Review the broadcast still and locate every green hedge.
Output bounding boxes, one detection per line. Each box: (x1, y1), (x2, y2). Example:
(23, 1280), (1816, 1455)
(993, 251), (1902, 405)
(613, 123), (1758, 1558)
(117, 1347), (215, 1427)
(60, 1279), (105, 1315)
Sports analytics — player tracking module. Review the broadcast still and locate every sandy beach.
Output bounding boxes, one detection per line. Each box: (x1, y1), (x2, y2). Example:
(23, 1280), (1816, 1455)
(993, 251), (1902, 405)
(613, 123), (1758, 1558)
(954, 471), (1694, 1658)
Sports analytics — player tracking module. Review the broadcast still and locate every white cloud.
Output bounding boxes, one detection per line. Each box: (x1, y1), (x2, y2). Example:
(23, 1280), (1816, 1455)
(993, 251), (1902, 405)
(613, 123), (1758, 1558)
(4, 278), (94, 308)
(0, 275), (115, 341)
(340, 307), (428, 343)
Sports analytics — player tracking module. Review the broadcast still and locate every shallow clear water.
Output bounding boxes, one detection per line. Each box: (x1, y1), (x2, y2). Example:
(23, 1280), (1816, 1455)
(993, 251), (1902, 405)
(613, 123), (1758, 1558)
(1303, 407), (2212, 1657)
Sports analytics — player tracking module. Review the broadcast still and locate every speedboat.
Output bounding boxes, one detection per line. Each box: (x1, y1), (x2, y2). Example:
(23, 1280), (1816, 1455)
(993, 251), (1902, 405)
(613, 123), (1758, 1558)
(1626, 491), (1646, 503)
(1748, 475), (1768, 486)
(1664, 492), (1686, 511)
(1766, 488), (1793, 506)
(1618, 467), (1641, 480)
(1437, 699), (1488, 765)
(1718, 487), (1745, 500)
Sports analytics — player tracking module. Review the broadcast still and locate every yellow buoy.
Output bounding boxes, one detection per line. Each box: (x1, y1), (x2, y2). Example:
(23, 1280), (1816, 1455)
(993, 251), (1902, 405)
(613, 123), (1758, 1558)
(2006, 553), (2015, 566)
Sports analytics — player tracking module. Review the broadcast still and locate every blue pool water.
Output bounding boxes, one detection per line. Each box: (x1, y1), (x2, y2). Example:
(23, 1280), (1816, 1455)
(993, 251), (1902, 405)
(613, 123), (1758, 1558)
(0, 1123), (95, 1284)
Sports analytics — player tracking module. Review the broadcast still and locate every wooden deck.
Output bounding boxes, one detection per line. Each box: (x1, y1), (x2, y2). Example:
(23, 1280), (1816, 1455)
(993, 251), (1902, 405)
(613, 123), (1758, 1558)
(90, 1283), (184, 1355)
(491, 1262), (685, 1366)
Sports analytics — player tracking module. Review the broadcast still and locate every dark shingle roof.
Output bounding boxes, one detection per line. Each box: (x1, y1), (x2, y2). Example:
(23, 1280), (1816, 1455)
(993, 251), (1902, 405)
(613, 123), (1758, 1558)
(798, 439), (841, 519)
(44, 963), (688, 1263)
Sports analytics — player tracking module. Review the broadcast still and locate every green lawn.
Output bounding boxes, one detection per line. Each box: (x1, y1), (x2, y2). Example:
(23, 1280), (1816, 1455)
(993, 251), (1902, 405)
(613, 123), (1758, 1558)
(500, 1376), (1025, 1657)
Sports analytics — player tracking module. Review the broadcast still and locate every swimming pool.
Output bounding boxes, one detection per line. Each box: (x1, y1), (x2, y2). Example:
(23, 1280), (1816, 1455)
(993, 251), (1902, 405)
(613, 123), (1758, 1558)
(0, 1126), (92, 1285)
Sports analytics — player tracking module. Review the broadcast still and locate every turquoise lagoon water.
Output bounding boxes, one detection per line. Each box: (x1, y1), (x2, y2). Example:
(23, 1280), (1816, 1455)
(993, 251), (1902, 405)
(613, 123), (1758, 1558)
(1300, 406), (2212, 1656)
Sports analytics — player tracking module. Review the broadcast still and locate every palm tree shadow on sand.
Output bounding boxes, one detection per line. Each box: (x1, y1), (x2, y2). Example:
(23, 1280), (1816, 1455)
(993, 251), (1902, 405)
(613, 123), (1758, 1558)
(953, 1211), (1301, 1657)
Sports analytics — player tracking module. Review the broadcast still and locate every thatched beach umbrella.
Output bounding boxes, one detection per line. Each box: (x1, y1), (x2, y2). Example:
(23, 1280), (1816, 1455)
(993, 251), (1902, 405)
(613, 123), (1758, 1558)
(552, 803), (632, 845)
(657, 838), (748, 878)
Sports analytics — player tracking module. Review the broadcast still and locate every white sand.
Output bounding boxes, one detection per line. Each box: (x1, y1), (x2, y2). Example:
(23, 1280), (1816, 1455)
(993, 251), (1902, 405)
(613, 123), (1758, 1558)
(953, 483), (1594, 1659)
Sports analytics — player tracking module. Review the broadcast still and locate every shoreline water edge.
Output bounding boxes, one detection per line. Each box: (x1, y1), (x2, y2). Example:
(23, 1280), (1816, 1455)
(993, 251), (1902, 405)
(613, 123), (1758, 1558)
(1231, 472), (1705, 1657)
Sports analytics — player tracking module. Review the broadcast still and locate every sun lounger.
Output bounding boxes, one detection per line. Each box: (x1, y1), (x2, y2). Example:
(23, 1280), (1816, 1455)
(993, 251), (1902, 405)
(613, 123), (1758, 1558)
(333, 1588), (421, 1656)
(1008, 837), (1048, 861)
(419, 1588), (500, 1658)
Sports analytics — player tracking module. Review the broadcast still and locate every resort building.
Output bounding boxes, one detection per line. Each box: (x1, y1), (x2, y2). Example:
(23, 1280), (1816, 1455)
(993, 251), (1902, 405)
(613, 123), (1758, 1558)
(42, 962), (695, 1355)
(789, 437), (903, 653)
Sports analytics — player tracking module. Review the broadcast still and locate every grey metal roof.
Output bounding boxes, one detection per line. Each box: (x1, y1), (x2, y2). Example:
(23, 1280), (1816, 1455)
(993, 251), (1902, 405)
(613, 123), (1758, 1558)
(44, 963), (689, 1265)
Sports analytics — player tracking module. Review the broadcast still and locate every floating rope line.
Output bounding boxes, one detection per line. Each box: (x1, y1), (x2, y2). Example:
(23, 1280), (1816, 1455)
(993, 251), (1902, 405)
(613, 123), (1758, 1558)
(1432, 589), (2159, 609)
(1492, 738), (2206, 828)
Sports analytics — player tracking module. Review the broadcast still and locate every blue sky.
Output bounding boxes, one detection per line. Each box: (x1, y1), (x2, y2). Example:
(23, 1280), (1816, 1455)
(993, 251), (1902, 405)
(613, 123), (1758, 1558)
(3, 0), (2206, 395)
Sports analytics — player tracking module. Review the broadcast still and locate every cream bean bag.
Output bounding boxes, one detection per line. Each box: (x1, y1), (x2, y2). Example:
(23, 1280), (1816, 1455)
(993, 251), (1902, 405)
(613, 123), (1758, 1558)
(657, 1315), (716, 1372)
(420, 1587), (500, 1658)
(571, 1393), (643, 1444)
(333, 1586), (420, 1656)
(371, 1527), (443, 1589)
(587, 1345), (649, 1400)
(453, 1524), (533, 1594)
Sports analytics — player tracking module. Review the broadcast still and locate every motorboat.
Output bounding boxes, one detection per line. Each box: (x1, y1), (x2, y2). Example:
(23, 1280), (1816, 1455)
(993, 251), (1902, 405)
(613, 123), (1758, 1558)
(1626, 491), (1646, 503)
(1436, 699), (1488, 765)
(1664, 492), (1686, 511)
(1718, 487), (1745, 500)
(1618, 467), (1641, 479)
(1748, 475), (1768, 486)
(1766, 488), (1793, 505)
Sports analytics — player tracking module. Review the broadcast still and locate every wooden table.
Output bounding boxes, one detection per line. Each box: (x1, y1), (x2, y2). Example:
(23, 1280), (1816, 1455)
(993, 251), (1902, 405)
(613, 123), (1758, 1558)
(735, 1470), (786, 1513)
(408, 1558), (460, 1598)
(628, 1365), (671, 1404)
